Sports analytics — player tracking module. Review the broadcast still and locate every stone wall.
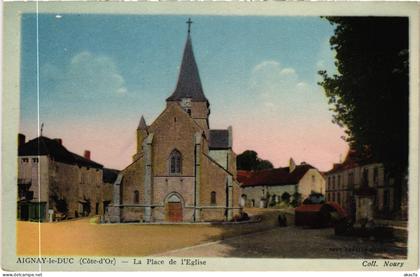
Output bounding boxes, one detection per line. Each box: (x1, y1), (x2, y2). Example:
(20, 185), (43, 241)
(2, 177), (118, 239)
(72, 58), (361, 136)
(78, 165), (103, 216)
(153, 177), (194, 206)
(121, 158), (145, 205)
(190, 101), (209, 130)
(48, 160), (80, 217)
(148, 103), (202, 177)
(199, 154), (241, 220)
(17, 156), (103, 219)
(119, 158), (145, 222)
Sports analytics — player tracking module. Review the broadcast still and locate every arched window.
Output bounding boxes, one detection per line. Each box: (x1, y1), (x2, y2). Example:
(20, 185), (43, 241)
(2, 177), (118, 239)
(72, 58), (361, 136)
(169, 149), (182, 174)
(210, 191), (216, 205)
(134, 190), (139, 204)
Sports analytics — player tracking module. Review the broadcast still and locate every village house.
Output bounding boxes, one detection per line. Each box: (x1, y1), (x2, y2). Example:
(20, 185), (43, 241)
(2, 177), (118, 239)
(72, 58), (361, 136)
(325, 150), (394, 219)
(17, 134), (104, 221)
(107, 21), (241, 223)
(238, 158), (325, 208)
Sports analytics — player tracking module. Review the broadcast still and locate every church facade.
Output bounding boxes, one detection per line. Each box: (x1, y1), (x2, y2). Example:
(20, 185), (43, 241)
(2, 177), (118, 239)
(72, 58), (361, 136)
(108, 23), (241, 223)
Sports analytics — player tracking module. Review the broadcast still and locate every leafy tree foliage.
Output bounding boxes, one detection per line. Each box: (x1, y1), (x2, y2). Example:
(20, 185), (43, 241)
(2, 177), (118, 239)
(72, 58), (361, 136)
(236, 150), (274, 170)
(318, 17), (409, 210)
(281, 192), (291, 203)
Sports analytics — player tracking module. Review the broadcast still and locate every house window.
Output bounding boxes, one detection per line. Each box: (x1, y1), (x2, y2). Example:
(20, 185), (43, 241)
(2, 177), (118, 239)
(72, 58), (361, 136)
(327, 177), (331, 189)
(337, 192), (341, 204)
(169, 149), (182, 174)
(210, 191), (216, 205)
(32, 158), (39, 163)
(383, 190), (390, 210)
(332, 176), (336, 190)
(373, 167), (379, 185)
(363, 168), (369, 186)
(134, 190), (139, 204)
(337, 175), (341, 189)
(22, 158), (29, 163)
(348, 172), (354, 187)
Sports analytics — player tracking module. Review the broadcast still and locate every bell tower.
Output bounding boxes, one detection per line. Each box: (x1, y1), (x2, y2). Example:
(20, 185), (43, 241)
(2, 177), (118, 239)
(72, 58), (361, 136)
(166, 18), (210, 130)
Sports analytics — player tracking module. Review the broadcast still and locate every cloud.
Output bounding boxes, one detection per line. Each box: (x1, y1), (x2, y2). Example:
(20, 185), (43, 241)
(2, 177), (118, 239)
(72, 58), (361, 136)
(280, 68), (296, 76)
(41, 51), (128, 100)
(250, 60), (310, 102)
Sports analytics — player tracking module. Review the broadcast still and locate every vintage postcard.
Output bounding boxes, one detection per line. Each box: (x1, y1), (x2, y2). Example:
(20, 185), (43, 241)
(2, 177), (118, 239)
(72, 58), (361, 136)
(2, 1), (419, 273)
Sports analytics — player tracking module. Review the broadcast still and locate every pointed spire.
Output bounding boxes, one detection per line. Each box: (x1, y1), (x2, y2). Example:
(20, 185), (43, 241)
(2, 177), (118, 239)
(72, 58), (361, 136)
(166, 21), (208, 103)
(137, 115), (147, 130)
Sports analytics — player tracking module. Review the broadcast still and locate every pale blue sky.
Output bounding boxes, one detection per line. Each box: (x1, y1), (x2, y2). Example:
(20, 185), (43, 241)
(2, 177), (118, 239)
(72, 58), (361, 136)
(20, 14), (347, 170)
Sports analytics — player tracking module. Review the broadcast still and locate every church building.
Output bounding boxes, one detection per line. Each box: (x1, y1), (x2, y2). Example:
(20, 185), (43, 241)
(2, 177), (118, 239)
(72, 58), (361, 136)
(108, 20), (241, 223)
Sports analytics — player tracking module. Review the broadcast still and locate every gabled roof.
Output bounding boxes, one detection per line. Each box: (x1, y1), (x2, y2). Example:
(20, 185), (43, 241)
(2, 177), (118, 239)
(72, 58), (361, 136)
(326, 149), (376, 174)
(166, 34), (208, 103)
(148, 101), (204, 134)
(208, 129), (229, 149)
(18, 136), (103, 169)
(238, 163), (315, 187)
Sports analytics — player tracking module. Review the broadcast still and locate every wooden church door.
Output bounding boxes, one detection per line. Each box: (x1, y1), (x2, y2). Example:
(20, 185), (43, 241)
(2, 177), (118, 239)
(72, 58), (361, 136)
(167, 194), (183, 222)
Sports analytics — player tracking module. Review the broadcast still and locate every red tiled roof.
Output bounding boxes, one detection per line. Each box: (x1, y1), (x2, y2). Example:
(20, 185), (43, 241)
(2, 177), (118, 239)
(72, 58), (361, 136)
(238, 164), (314, 187)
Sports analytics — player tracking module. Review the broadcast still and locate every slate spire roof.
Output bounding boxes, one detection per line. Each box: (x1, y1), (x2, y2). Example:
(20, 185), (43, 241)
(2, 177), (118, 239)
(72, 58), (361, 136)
(137, 115), (147, 130)
(166, 33), (208, 103)
(208, 129), (230, 149)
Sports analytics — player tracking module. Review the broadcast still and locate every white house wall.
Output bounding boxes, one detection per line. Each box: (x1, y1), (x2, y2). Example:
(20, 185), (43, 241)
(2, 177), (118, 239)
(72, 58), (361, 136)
(297, 168), (326, 200)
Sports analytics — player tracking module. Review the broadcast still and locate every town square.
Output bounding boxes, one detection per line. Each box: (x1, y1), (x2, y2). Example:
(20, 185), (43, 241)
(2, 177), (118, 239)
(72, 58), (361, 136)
(5, 4), (416, 270)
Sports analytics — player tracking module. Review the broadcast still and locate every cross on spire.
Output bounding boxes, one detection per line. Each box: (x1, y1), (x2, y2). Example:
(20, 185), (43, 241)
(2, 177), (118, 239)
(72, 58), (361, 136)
(186, 18), (193, 34)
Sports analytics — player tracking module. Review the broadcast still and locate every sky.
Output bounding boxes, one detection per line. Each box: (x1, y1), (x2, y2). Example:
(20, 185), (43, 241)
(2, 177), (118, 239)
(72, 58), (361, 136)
(20, 14), (348, 171)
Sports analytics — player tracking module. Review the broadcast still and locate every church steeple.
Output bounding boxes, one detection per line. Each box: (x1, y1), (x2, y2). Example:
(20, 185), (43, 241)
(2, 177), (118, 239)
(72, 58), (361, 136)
(166, 22), (208, 103)
(166, 19), (210, 130)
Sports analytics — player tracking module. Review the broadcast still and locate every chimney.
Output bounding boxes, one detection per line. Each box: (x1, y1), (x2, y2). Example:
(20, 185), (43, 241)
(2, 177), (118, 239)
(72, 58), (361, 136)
(54, 138), (62, 145)
(18, 134), (26, 148)
(228, 126), (233, 148)
(289, 158), (296, 173)
(84, 150), (91, 160)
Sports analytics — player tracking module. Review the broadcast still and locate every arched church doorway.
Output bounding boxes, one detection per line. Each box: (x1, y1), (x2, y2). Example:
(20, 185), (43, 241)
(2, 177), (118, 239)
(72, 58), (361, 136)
(166, 194), (183, 222)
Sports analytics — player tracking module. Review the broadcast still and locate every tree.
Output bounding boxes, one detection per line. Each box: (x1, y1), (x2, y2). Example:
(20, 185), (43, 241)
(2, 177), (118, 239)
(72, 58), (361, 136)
(290, 192), (302, 207)
(318, 17), (408, 212)
(236, 150), (274, 170)
(281, 192), (291, 203)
